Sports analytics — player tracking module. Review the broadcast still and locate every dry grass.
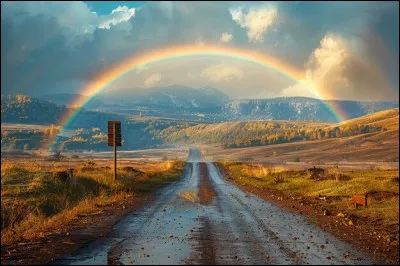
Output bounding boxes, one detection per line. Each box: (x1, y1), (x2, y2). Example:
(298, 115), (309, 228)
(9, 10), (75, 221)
(241, 164), (286, 178)
(220, 162), (399, 226)
(1, 159), (185, 245)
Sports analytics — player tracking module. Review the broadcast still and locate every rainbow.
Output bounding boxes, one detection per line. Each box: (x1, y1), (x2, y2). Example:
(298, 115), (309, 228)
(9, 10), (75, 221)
(49, 44), (348, 150)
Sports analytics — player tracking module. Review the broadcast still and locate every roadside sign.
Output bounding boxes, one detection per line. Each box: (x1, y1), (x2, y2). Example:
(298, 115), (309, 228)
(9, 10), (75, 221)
(108, 121), (122, 146)
(107, 121), (122, 181)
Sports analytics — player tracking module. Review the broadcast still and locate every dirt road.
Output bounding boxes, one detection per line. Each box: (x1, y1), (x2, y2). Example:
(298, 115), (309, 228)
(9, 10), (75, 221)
(53, 148), (374, 265)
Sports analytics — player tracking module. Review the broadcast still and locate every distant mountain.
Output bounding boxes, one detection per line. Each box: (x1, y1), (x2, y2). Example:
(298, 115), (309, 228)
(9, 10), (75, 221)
(3, 92), (398, 127)
(36, 89), (399, 123)
(222, 97), (399, 122)
(1, 94), (122, 129)
(1, 95), (66, 124)
(39, 93), (105, 108)
(103, 84), (230, 111)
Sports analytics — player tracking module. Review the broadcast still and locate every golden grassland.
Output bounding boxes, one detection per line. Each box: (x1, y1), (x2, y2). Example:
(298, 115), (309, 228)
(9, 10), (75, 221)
(337, 108), (399, 131)
(219, 162), (399, 227)
(1, 159), (184, 245)
(198, 108), (399, 164)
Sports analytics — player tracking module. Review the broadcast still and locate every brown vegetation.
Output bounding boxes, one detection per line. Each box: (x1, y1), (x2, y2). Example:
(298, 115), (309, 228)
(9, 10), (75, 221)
(218, 162), (399, 264)
(1, 159), (184, 245)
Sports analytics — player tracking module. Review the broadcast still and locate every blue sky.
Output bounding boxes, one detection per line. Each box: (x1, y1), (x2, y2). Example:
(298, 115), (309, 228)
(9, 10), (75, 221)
(1, 1), (398, 101)
(85, 1), (146, 15)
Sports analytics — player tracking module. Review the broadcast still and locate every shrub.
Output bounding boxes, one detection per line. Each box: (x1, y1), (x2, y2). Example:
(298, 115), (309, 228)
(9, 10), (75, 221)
(273, 173), (285, 183)
(307, 167), (326, 180)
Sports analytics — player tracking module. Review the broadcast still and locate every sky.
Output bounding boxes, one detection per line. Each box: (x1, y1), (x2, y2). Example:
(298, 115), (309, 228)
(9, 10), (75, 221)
(1, 1), (399, 101)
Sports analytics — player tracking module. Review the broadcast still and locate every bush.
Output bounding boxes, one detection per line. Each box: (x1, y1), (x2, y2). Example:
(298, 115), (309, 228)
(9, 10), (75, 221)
(307, 167), (351, 181)
(307, 167), (326, 180)
(273, 173), (285, 183)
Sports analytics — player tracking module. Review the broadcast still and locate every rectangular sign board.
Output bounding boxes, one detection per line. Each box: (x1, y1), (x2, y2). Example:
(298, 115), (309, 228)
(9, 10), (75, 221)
(107, 121), (122, 146)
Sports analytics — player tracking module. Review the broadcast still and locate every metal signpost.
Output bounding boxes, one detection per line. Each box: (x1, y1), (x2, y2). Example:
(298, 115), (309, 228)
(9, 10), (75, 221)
(108, 121), (122, 180)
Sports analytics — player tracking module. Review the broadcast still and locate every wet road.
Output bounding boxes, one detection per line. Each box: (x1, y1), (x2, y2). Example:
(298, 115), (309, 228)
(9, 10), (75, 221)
(54, 148), (373, 265)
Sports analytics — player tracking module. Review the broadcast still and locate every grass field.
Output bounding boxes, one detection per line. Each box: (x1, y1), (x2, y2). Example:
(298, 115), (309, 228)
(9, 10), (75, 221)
(1, 159), (185, 245)
(218, 162), (399, 227)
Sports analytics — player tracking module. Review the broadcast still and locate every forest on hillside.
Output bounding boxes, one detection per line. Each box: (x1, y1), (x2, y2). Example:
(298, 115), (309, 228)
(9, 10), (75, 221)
(161, 120), (388, 148)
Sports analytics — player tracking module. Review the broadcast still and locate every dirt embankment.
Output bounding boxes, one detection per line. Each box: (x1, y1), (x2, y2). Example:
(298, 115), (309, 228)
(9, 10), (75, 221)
(216, 163), (399, 265)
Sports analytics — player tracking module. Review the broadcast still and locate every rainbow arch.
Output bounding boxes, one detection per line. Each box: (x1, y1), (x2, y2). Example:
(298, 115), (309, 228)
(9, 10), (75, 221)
(50, 44), (348, 150)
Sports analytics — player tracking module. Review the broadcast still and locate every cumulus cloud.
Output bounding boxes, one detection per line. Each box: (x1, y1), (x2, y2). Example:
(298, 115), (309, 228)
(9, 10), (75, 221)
(98, 6), (136, 29)
(201, 64), (244, 83)
(230, 4), (278, 43)
(144, 73), (162, 87)
(220, 32), (233, 43)
(1, 1), (398, 101)
(281, 33), (397, 100)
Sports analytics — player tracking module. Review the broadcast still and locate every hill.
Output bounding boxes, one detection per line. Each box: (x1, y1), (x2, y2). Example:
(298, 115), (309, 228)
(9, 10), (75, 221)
(161, 108), (399, 149)
(102, 84), (230, 111)
(200, 109), (399, 163)
(1, 95), (67, 125)
(33, 89), (399, 123)
(337, 108), (399, 131)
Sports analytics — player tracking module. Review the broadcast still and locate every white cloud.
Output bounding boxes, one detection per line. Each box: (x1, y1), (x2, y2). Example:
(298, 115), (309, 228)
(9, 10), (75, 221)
(144, 73), (162, 87)
(220, 32), (233, 43)
(281, 33), (395, 100)
(201, 64), (244, 82)
(281, 34), (354, 98)
(230, 5), (278, 43)
(1, 1), (397, 100)
(98, 6), (136, 29)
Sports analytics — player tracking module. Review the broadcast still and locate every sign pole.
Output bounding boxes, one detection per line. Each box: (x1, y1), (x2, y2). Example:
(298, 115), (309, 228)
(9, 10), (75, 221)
(113, 122), (117, 181)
